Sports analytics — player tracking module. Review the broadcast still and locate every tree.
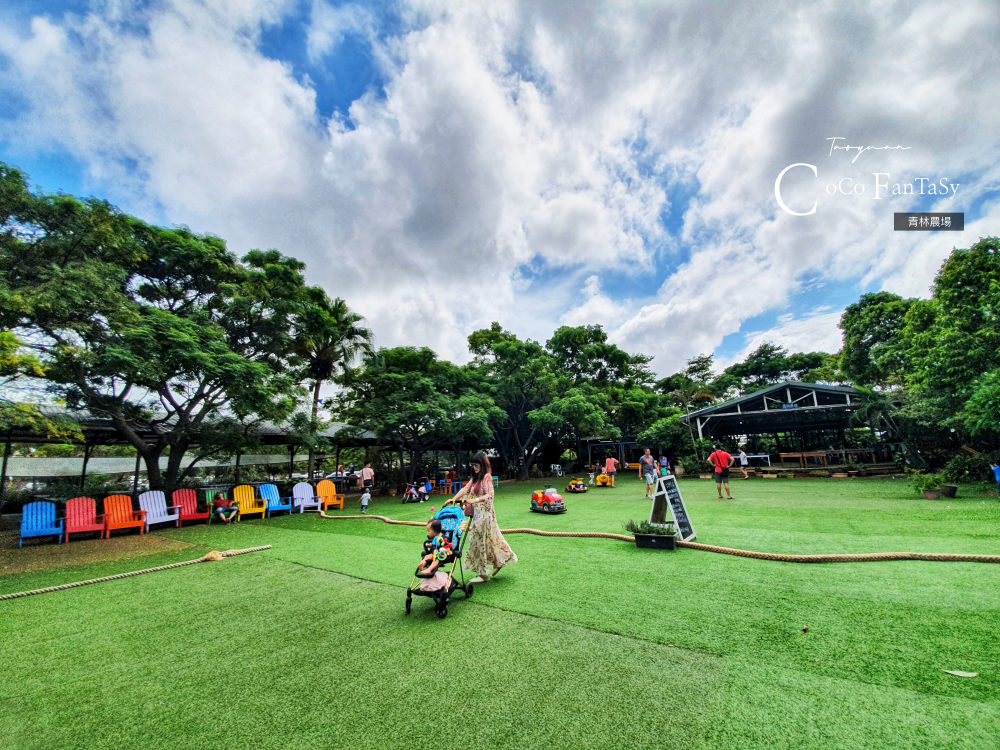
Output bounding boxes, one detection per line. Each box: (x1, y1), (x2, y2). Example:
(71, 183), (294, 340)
(636, 409), (690, 458)
(528, 384), (621, 466)
(840, 292), (914, 387)
(467, 323), (561, 478)
(0, 164), (300, 493)
(720, 343), (827, 394)
(335, 347), (501, 482)
(293, 289), (373, 480)
(546, 325), (654, 387)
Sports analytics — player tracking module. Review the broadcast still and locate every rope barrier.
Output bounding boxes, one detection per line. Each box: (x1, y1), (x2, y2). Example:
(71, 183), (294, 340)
(0, 545), (272, 602)
(317, 512), (1000, 564)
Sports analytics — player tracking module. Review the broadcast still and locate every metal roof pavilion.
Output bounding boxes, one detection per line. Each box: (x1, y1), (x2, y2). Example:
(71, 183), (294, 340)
(680, 381), (863, 440)
(0, 403), (378, 446)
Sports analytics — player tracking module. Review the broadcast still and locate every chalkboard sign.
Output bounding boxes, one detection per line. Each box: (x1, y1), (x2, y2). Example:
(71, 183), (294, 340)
(649, 475), (695, 542)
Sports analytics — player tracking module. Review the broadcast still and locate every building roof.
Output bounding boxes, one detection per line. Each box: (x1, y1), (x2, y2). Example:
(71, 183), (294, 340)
(0, 402), (378, 445)
(680, 381), (863, 438)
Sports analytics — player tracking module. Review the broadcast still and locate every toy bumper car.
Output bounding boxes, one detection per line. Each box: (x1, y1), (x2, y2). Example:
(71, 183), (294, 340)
(530, 488), (566, 513)
(565, 478), (588, 493)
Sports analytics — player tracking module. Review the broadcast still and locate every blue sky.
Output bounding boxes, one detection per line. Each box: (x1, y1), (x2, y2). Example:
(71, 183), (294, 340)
(2, 0), (998, 375)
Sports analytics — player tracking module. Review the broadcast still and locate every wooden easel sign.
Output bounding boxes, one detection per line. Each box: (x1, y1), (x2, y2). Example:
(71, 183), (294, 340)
(649, 474), (696, 542)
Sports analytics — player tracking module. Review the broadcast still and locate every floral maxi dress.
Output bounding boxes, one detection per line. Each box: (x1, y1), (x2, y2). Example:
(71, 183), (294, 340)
(464, 474), (517, 577)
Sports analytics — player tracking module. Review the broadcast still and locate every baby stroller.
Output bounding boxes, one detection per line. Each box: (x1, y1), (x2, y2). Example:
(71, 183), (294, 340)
(406, 505), (473, 619)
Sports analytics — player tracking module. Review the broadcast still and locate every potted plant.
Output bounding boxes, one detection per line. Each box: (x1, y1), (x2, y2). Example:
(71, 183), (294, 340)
(624, 519), (677, 550)
(939, 484), (958, 498)
(912, 473), (944, 499)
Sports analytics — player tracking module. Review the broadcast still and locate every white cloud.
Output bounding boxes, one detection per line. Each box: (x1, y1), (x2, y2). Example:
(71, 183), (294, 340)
(732, 310), (845, 367)
(307, 1), (374, 62)
(1, 0), (998, 372)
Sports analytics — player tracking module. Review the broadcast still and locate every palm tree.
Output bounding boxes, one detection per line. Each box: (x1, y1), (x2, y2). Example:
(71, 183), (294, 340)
(293, 291), (373, 480)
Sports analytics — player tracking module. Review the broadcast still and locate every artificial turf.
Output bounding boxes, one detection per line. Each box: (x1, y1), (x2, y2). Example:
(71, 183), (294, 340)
(2, 476), (998, 748)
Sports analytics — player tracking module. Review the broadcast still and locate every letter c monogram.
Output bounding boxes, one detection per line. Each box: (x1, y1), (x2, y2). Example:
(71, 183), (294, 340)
(774, 163), (817, 216)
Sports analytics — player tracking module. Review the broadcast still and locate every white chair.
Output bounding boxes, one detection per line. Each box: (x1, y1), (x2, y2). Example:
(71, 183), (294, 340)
(291, 482), (322, 513)
(138, 491), (181, 532)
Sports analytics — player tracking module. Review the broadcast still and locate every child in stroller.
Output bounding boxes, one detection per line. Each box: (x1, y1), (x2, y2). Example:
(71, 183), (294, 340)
(406, 506), (473, 619)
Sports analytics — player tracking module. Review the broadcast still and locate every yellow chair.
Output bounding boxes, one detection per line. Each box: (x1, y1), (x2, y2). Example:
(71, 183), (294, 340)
(316, 480), (344, 511)
(232, 485), (266, 521)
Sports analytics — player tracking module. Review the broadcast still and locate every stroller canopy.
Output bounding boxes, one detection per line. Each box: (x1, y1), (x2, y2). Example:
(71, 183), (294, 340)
(434, 506), (467, 542)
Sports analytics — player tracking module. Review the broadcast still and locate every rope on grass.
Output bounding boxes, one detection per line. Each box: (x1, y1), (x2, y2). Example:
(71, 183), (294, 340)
(674, 541), (1000, 564)
(0, 546), (272, 602)
(316, 512), (1000, 564)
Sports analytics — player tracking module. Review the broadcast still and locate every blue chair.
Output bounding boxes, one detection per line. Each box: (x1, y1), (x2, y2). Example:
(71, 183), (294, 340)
(492, 476), (499, 489)
(19, 501), (64, 547)
(261, 484), (292, 517)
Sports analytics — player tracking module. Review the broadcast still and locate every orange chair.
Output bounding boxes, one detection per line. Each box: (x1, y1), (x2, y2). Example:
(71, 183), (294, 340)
(316, 479), (344, 510)
(232, 485), (266, 521)
(103, 495), (145, 537)
(65, 497), (105, 543)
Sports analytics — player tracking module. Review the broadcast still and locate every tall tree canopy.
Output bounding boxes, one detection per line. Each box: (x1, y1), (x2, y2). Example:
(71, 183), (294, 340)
(334, 347), (502, 482)
(0, 163), (301, 492)
(840, 292), (914, 387)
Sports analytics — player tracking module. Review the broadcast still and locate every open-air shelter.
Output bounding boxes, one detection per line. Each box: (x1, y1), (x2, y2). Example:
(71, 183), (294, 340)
(680, 381), (890, 467)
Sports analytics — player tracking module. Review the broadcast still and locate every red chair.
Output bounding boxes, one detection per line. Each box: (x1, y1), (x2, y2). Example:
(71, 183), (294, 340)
(65, 497), (105, 543)
(174, 489), (210, 526)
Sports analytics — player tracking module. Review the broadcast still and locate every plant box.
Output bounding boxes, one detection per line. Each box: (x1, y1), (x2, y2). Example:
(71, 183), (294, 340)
(634, 533), (677, 550)
(699, 474), (712, 480)
(763, 474), (778, 480)
(923, 490), (941, 499)
(940, 485), (957, 498)
(832, 473), (849, 478)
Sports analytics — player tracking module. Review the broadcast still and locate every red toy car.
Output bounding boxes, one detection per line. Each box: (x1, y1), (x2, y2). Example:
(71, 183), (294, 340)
(530, 487), (566, 513)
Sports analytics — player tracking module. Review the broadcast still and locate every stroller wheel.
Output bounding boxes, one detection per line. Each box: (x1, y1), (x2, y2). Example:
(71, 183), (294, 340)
(436, 604), (448, 619)
(464, 583), (474, 598)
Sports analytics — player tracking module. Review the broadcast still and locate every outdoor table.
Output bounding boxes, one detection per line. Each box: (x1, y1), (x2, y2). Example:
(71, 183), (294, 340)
(778, 452), (829, 468)
(743, 453), (771, 467)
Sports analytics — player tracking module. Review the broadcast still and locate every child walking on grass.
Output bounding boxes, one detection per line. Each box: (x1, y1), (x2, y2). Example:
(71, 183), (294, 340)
(360, 488), (371, 514)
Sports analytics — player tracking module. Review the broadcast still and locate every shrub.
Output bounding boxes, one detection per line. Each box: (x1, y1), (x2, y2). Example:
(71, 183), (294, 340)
(911, 473), (943, 494)
(942, 451), (998, 484)
(623, 519), (676, 536)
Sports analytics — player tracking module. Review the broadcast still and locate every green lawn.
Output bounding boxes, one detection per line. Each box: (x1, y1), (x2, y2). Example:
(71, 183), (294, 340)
(2, 476), (998, 749)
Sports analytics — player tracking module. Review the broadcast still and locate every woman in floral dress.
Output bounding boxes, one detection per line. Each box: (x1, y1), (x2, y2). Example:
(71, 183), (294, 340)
(445, 453), (517, 583)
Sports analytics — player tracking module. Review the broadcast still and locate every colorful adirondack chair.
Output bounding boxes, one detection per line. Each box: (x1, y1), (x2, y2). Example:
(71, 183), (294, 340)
(103, 495), (146, 537)
(138, 491), (181, 532)
(19, 501), (63, 547)
(316, 479), (344, 510)
(174, 489), (211, 526)
(260, 484), (292, 517)
(232, 485), (266, 521)
(64, 497), (104, 542)
(291, 482), (321, 513)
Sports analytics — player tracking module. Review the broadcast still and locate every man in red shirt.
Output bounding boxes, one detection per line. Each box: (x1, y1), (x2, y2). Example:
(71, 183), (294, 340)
(707, 446), (734, 499)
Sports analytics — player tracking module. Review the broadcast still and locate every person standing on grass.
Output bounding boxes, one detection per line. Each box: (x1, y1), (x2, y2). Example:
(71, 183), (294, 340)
(360, 462), (375, 491)
(707, 445), (734, 499)
(605, 455), (620, 487)
(360, 488), (371, 514)
(444, 453), (516, 584)
(738, 448), (749, 479)
(659, 453), (669, 475)
(638, 449), (658, 498)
